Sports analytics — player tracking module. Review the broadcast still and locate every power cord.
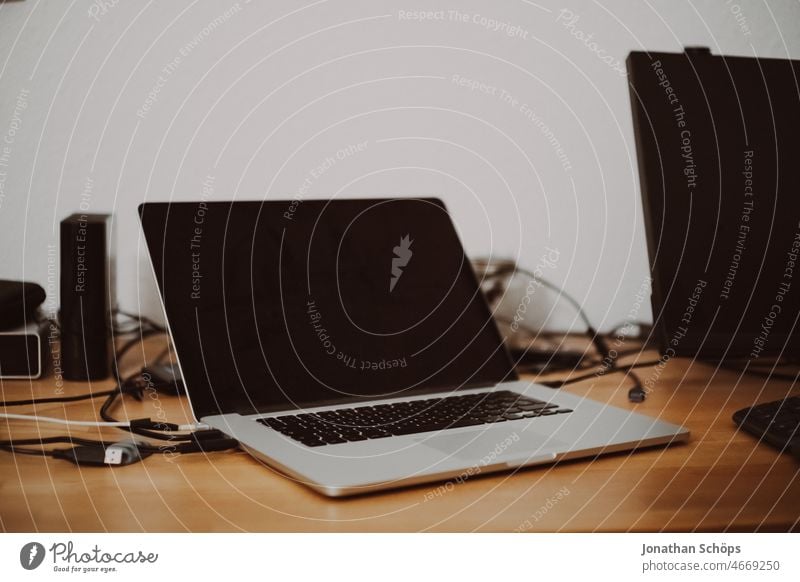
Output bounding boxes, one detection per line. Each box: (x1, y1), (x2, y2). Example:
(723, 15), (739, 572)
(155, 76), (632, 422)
(0, 432), (238, 466)
(474, 258), (611, 361)
(0, 370), (238, 465)
(0, 311), (239, 465)
(474, 258), (647, 401)
(0, 389), (117, 407)
(538, 360), (660, 402)
(0, 411), (202, 430)
(99, 375), (209, 441)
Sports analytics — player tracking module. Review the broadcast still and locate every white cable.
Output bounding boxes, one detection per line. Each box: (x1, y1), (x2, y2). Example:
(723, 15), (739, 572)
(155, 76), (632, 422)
(0, 412), (209, 431)
(0, 412), (130, 427)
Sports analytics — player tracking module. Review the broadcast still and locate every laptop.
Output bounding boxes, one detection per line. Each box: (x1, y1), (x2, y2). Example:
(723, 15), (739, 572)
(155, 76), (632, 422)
(139, 198), (688, 497)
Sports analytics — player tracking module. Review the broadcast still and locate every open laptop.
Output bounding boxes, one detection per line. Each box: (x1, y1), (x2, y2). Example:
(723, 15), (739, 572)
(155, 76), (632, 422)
(139, 198), (688, 497)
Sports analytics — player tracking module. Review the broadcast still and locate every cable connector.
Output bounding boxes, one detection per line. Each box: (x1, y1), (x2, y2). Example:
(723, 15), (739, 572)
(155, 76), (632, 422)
(174, 437), (239, 454)
(180, 422), (209, 431)
(127, 418), (208, 432)
(52, 440), (152, 466)
(103, 441), (142, 465)
(628, 386), (646, 403)
(538, 380), (565, 388)
(128, 418), (180, 430)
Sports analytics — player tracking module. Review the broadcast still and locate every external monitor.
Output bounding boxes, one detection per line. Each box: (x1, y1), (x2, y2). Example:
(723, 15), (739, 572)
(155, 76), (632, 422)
(628, 48), (800, 361)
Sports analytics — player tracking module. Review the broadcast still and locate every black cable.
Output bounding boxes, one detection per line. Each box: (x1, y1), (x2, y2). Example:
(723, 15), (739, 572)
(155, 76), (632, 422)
(114, 310), (166, 333)
(101, 325), (192, 441)
(110, 308), (167, 337)
(608, 320), (653, 341)
(0, 445), (52, 456)
(156, 437), (239, 454)
(0, 319), (185, 440)
(0, 324), (164, 408)
(496, 315), (602, 374)
(626, 370), (647, 402)
(0, 329), (163, 413)
(152, 344), (172, 365)
(0, 435), (116, 448)
(112, 327), (164, 381)
(0, 326), (165, 408)
(495, 313), (603, 361)
(538, 360), (662, 388)
(475, 260), (611, 362)
(0, 389), (117, 408)
(0, 434), (238, 458)
(100, 371), (224, 442)
(102, 318), (214, 443)
(508, 265), (611, 360)
(475, 258), (648, 399)
(99, 382), (195, 442)
(478, 261), (657, 401)
(1, 309), (235, 460)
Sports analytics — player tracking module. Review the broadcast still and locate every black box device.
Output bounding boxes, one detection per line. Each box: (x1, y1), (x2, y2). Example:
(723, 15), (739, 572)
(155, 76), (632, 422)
(59, 213), (115, 380)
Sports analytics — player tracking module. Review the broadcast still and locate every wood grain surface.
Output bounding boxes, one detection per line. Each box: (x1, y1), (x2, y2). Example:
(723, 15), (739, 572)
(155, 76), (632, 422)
(1, 337), (798, 532)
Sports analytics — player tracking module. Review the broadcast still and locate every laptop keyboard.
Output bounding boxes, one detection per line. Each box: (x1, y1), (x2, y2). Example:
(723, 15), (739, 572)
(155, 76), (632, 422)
(256, 390), (572, 447)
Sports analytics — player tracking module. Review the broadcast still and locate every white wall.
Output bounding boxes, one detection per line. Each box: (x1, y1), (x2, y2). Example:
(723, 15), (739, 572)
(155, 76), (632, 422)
(1, 0), (798, 331)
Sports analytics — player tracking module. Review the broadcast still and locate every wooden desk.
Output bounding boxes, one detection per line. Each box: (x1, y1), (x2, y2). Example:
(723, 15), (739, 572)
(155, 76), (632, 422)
(2, 339), (798, 532)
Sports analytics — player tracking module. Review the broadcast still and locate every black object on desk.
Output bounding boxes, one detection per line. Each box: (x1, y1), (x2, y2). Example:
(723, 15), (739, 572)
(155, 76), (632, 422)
(733, 396), (800, 457)
(0, 280), (48, 379)
(0, 280), (45, 330)
(59, 213), (114, 381)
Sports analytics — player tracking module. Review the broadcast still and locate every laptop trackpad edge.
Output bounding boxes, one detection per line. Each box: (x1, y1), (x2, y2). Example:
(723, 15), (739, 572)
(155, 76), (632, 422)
(417, 428), (566, 465)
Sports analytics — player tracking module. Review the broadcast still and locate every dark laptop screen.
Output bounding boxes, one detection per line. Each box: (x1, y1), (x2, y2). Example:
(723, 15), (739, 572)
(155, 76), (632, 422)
(139, 199), (516, 417)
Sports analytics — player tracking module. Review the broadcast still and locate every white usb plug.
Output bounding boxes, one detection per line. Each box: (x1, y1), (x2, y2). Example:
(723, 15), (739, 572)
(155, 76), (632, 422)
(103, 441), (144, 465)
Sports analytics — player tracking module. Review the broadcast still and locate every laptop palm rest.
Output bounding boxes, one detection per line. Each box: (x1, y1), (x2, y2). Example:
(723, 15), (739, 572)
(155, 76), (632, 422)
(417, 428), (565, 466)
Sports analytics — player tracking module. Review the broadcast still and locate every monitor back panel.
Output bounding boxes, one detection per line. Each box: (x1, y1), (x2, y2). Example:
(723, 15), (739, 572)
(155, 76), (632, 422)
(628, 49), (800, 360)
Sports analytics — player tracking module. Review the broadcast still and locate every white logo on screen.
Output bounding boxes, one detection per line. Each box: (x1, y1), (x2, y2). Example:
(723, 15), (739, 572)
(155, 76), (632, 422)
(390, 235), (413, 292)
